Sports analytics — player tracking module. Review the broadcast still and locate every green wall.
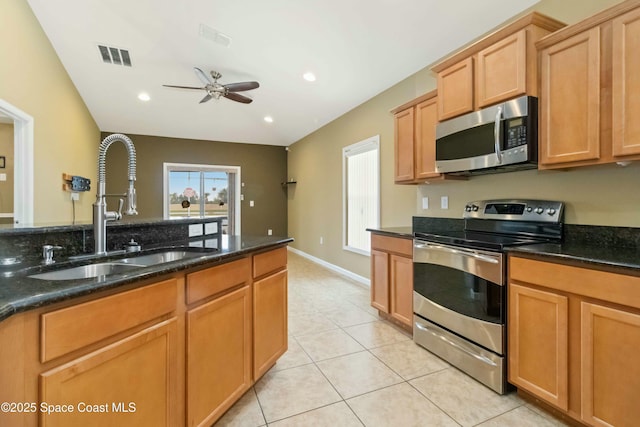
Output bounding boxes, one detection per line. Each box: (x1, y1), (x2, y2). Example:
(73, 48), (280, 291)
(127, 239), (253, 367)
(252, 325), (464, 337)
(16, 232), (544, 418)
(103, 133), (288, 237)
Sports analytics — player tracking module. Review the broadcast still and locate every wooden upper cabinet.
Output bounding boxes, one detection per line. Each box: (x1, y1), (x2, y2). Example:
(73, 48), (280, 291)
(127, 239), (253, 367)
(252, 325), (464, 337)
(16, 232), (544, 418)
(437, 57), (474, 120)
(476, 30), (526, 108)
(539, 27), (601, 166)
(433, 12), (565, 121)
(612, 7), (640, 157)
(537, 0), (640, 169)
(414, 96), (440, 180)
(394, 107), (415, 182)
(392, 90), (442, 184)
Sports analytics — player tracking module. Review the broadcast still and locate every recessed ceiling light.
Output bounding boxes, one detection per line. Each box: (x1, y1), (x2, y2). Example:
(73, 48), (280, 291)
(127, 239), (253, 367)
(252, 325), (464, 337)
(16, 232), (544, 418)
(138, 92), (151, 102)
(264, 116), (274, 123)
(303, 72), (316, 82)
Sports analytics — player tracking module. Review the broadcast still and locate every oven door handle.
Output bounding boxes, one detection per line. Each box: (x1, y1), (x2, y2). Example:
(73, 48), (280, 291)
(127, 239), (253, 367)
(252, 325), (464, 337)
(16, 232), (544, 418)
(415, 322), (498, 367)
(415, 243), (499, 264)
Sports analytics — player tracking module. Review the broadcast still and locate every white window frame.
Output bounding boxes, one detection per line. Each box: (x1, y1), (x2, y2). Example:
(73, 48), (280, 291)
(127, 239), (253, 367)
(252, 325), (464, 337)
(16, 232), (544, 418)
(163, 162), (241, 234)
(342, 135), (380, 255)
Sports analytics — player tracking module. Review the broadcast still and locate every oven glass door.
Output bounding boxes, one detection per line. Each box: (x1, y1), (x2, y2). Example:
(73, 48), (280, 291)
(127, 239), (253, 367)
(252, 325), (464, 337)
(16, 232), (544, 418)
(413, 241), (504, 324)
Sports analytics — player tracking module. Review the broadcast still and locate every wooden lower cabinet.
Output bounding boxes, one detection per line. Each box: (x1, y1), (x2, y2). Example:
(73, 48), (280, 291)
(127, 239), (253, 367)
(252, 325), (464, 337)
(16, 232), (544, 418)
(370, 249), (389, 312)
(370, 233), (413, 329)
(508, 283), (568, 410)
(40, 318), (178, 427)
(0, 245), (290, 427)
(253, 269), (288, 379)
(508, 255), (640, 427)
(389, 254), (413, 327)
(186, 286), (252, 427)
(580, 302), (640, 427)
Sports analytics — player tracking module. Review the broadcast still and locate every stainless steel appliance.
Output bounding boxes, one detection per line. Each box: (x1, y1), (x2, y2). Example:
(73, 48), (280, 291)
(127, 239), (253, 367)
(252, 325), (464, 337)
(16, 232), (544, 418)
(435, 95), (537, 175)
(413, 199), (564, 394)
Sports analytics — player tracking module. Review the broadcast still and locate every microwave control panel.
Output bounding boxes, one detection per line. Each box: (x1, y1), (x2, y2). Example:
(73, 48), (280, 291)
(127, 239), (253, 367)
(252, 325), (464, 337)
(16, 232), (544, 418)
(505, 117), (527, 149)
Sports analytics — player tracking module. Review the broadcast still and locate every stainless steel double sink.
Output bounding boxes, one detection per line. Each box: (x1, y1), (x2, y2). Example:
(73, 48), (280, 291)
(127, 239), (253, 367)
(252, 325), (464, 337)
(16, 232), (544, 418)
(29, 250), (207, 281)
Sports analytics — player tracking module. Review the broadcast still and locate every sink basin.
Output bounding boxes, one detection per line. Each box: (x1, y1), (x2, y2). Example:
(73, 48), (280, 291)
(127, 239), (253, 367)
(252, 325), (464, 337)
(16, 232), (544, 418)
(30, 262), (145, 281)
(28, 250), (210, 281)
(119, 250), (205, 266)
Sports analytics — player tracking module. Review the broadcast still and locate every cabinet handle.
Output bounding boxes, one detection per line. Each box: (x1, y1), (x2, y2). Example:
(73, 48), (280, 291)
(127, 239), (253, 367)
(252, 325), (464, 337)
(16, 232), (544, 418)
(494, 106), (503, 164)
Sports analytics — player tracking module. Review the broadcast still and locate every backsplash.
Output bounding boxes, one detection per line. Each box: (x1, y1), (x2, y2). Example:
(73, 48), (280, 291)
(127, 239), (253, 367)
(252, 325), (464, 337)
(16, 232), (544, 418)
(0, 217), (224, 266)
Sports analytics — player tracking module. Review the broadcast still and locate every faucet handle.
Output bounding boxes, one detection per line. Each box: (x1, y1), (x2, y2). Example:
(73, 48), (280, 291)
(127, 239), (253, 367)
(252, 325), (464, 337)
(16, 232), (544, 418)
(116, 198), (124, 220)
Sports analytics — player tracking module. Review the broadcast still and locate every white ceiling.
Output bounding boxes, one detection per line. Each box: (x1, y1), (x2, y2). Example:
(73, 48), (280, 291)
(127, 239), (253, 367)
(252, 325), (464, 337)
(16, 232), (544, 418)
(27, 0), (539, 146)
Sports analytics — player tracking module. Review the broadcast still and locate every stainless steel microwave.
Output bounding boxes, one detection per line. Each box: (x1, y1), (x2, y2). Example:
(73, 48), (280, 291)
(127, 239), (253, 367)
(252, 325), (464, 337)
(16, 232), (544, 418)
(435, 95), (537, 175)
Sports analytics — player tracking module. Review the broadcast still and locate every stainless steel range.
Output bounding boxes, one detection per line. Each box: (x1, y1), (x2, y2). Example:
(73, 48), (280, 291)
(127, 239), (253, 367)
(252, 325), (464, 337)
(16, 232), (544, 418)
(412, 199), (564, 394)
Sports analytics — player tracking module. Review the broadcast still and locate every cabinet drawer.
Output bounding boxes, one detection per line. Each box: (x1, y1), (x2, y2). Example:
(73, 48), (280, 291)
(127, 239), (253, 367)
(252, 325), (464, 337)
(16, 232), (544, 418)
(41, 278), (177, 363)
(509, 256), (640, 310)
(186, 257), (251, 304)
(253, 246), (287, 279)
(371, 234), (413, 257)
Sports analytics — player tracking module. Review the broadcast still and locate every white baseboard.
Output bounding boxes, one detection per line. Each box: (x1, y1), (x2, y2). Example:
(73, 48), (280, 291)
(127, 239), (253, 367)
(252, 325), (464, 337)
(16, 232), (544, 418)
(287, 246), (370, 287)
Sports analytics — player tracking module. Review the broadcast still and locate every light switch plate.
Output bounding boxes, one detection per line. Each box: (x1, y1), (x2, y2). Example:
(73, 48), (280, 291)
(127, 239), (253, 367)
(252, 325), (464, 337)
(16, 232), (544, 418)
(441, 196), (449, 209)
(422, 197), (429, 209)
(0, 173), (6, 181)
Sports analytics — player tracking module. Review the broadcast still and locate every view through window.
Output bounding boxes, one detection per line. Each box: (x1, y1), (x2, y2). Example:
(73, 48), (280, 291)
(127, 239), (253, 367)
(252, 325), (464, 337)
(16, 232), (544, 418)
(163, 163), (240, 234)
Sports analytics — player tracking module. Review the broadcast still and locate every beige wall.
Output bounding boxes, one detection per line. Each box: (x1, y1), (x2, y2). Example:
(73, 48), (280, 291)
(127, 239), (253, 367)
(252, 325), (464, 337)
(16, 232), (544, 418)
(0, 123), (13, 219)
(0, 0), (99, 225)
(287, 0), (628, 279)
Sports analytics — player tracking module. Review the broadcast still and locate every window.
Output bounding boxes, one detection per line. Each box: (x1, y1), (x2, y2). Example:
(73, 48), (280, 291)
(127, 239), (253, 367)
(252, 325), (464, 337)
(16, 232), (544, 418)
(343, 135), (380, 255)
(163, 163), (241, 234)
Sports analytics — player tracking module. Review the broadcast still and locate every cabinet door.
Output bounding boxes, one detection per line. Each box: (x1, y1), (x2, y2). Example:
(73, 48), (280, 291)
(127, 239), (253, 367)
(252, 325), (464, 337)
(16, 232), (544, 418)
(40, 318), (178, 427)
(612, 8), (640, 157)
(389, 254), (413, 328)
(581, 302), (640, 427)
(437, 57), (474, 121)
(539, 27), (601, 166)
(254, 269), (288, 379)
(186, 286), (251, 427)
(476, 30), (526, 108)
(370, 249), (389, 313)
(508, 284), (569, 410)
(394, 108), (415, 182)
(414, 97), (440, 180)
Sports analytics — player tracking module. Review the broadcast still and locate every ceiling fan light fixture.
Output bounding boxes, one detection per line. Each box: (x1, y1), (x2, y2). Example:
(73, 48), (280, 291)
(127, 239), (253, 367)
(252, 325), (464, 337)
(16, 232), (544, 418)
(264, 116), (274, 123)
(303, 72), (316, 82)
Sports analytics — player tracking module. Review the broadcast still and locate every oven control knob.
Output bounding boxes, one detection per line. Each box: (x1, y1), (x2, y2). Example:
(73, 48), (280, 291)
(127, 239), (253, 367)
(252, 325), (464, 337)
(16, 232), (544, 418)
(465, 205), (472, 212)
(472, 205), (479, 212)
(526, 206), (533, 212)
(535, 207), (544, 214)
(547, 208), (556, 216)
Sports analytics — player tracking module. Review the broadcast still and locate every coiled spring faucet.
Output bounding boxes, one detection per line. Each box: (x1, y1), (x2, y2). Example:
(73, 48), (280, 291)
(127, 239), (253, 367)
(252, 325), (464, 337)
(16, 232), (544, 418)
(93, 133), (138, 255)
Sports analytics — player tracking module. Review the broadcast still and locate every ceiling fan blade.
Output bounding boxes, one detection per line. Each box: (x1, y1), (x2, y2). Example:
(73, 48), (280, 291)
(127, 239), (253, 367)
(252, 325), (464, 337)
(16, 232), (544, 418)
(199, 94), (213, 103)
(194, 67), (212, 85)
(224, 92), (253, 104)
(224, 81), (260, 92)
(163, 84), (204, 90)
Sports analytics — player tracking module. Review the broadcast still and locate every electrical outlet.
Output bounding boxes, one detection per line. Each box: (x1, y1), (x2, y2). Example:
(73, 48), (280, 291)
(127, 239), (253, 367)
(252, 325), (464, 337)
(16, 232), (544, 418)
(70, 192), (79, 201)
(441, 196), (449, 209)
(267, 229), (272, 236)
(249, 200), (254, 207)
(422, 197), (429, 209)
(320, 237), (324, 245)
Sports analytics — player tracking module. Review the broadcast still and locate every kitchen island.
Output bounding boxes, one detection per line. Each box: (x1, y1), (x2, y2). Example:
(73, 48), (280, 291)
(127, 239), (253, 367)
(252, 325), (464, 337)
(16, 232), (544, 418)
(0, 223), (292, 427)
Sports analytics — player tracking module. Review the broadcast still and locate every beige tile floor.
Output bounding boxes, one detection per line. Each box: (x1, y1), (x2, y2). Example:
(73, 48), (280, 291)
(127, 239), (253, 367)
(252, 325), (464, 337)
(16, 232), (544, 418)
(215, 251), (568, 427)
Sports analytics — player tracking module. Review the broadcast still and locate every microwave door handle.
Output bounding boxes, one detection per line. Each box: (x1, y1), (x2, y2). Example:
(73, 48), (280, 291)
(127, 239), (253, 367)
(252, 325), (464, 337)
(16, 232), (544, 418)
(494, 106), (503, 164)
(416, 242), (499, 264)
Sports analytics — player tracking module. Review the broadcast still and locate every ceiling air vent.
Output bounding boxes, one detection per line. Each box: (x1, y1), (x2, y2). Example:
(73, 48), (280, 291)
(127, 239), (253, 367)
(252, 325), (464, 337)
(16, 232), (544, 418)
(97, 45), (132, 66)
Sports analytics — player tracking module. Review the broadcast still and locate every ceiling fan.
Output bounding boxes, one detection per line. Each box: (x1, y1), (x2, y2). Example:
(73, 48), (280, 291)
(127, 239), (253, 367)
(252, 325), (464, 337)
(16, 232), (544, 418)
(163, 67), (260, 104)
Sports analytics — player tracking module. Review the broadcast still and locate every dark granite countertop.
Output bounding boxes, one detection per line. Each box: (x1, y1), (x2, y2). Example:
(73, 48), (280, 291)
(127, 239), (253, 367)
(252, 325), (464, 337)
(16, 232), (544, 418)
(0, 234), (293, 323)
(366, 226), (413, 238)
(507, 242), (640, 273)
